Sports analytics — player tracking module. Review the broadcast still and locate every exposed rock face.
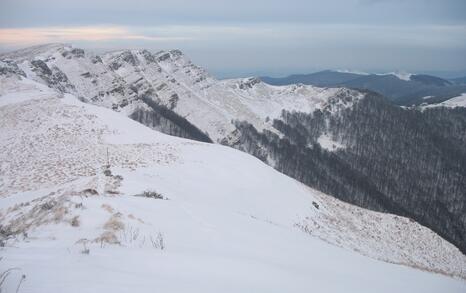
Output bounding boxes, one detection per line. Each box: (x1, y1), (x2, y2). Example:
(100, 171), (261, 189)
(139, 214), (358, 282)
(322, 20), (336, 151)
(156, 52), (171, 62)
(70, 48), (85, 58)
(0, 60), (26, 77)
(62, 48), (85, 59)
(91, 56), (103, 64)
(31, 59), (53, 76)
(141, 49), (156, 64)
(30, 59), (74, 92)
(238, 77), (262, 89)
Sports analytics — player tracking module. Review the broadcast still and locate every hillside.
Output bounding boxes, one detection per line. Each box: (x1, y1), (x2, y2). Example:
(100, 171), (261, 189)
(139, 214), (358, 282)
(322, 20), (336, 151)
(261, 70), (466, 105)
(1, 74), (465, 292)
(232, 90), (466, 255)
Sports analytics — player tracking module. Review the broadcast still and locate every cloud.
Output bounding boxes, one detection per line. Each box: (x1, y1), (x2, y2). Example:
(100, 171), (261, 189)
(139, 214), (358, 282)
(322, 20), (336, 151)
(1, 23), (465, 74)
(2, 0), (466, 28)
(0, 26), (192, 46)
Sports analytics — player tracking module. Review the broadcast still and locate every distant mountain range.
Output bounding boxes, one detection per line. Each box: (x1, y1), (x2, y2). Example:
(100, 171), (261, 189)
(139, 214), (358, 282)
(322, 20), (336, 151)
(261, 70), (466, 106)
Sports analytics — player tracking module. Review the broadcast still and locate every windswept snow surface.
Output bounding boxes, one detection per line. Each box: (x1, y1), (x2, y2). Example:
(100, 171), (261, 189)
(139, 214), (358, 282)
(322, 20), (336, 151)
(0, 76), (465, 293)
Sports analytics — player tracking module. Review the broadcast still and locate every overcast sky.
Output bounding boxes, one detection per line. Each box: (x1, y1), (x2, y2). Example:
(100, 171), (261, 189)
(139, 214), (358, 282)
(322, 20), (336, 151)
(1, 0), (465, 77)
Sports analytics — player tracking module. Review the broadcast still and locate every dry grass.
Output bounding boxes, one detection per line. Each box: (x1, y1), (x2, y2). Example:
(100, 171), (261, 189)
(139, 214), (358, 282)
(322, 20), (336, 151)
(1, 196), (72, 241)
(70, 216), (80, 227)
(103, 213), (124, 231)
(127, 214), (144, 224)
(101, 204), (114, 214)
(53, 206), (68, 223)
(94, 231), (119, 246)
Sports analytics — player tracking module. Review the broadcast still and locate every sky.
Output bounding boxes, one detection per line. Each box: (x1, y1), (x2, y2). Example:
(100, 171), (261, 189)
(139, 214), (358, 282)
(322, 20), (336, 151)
(0, 0), (465, 78)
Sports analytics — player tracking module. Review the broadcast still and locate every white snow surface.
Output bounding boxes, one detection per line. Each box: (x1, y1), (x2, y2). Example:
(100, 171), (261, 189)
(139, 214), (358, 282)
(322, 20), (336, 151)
(0, 75), (465, 292)
(438, 93), (466, 108)
(317, 133), (345, 151)
(419, 93), (466, 109)
(334, 69), (370, 75)
(332, 69), (412, 81)
(385, 71), (412, 81)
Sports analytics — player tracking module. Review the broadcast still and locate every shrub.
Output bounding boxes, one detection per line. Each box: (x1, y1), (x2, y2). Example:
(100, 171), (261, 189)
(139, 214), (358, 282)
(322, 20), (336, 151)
(139, 190), (164, 200)
(103, 215), (124, 231)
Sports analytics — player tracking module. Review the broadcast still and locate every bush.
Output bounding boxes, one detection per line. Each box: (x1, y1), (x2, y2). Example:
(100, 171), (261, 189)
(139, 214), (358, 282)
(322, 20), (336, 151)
(139, 190), (164, 200)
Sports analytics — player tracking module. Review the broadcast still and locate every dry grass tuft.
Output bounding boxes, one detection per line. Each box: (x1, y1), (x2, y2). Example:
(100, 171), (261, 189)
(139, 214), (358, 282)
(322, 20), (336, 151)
(101, 204), (114, 214)
(53, 206), (68, 223)
(103, 214), (124, 231)
(70, 216), (80, 227)
(94, 231), (119, 245)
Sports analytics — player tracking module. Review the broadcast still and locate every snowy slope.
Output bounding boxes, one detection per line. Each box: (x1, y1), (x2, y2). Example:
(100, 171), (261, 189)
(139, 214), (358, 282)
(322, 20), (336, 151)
(0, 75), (465, 292)
(436, 93), (466, 108)
(0, 44), (363, 143)
(334, 69), (412, 81)
(419, 93), (466, 109)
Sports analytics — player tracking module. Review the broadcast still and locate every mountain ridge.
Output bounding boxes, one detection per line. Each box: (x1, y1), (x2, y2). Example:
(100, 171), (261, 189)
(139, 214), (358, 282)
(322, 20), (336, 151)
(261, 70), (466, 105)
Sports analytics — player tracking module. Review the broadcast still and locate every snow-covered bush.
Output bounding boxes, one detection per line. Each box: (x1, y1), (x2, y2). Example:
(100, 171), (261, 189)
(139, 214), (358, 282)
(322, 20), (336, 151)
(150, 232), (165, 250)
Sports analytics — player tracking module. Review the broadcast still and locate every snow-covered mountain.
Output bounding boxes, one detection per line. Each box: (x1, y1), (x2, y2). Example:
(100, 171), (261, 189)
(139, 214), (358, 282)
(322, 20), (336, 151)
(2, 43), (466, 258)
(0, 43), (362, 143)
(1, 73), (465, 292)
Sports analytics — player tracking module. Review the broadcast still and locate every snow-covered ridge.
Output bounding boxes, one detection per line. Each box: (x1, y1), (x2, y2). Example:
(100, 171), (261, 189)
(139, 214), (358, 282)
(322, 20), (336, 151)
(334, 69), (371, 75)
(425, 93), (466, 108)
(332, 69), (412, 81)
(0, 44), (365, 143)
(382, 71), (412, 81)
(0, 43), (72, 61)
(0, 76), (465, 292)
